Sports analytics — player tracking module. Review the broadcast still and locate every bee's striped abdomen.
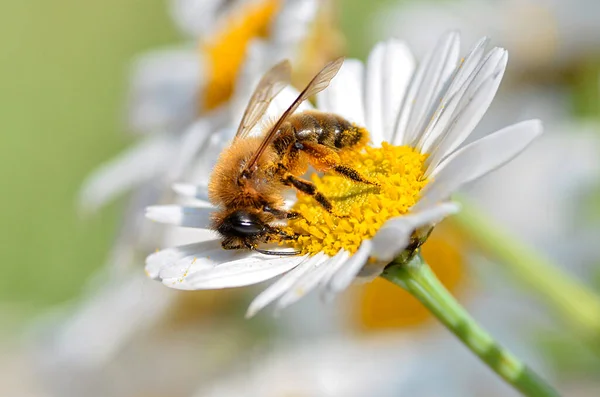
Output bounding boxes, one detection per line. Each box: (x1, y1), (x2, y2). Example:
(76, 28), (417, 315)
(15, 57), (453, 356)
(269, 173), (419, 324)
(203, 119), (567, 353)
(290, 110), (367, 150)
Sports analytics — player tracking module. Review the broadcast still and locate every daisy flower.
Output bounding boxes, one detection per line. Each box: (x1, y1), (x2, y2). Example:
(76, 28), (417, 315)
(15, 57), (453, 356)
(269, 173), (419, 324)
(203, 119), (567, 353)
(79, 0), (325, 213)
(145, 32), (543, 317)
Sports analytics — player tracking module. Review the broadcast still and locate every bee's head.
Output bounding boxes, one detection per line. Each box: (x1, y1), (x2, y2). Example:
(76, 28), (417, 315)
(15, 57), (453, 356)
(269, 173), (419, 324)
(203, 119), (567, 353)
(212, 209), (300, 255)
(214, 209), (270, 242)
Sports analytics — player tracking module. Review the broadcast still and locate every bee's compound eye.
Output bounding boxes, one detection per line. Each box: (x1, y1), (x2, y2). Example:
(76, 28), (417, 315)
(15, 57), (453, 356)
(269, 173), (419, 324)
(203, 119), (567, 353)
(228, 211), (265, 236)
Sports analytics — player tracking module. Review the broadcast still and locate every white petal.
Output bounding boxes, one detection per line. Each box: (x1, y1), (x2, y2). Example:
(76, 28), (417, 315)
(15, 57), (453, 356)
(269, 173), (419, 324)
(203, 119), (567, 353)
(393, 31), (460, 146)
(232, 41), (270, 120)
(424, 48), (508, 175)
(355, 262), (387, 281)
(316, 59), (365, 126)
(169, 0), (223, 38)
(151, 239), (235, 280)
(187, 130), (232, 182)
(364, 40), (415, 145)
(79, 136), (174, 213)
(166, 254), (305, 290)
(416, 120), (543, 209)
(45, 272), (174, 367)
(165, 116), (219, 181)
(448, 37), (490, 96)
(127, 47), (202, 134)
(364, 44), (385, 145)
(145, 240), (220, 279)
(318, 250), (350, 285)
(370, 202), (461, 263)
(327, 240), (373, 294)
(162, 226), (218, 248)
(172, 182), (210, 202)
(246, 254), (315, 317)
(416, 36), (489, 152)
(274, 253), (333, 311)
(318, 251), (351, 302)
(269, 0), (318, 52)
(146, 204), (214, 228)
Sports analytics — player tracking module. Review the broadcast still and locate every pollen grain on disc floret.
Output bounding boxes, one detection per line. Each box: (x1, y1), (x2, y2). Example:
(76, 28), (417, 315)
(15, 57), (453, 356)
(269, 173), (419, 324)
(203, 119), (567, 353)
(288, 142), (428, 256)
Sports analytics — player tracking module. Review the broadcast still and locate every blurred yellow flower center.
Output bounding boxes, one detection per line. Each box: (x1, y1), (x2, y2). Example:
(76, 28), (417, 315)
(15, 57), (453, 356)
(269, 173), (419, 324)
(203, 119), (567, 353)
(292, 1), (344, 87)
(201, 0), (280, 110)
(288, 142), (428, 256)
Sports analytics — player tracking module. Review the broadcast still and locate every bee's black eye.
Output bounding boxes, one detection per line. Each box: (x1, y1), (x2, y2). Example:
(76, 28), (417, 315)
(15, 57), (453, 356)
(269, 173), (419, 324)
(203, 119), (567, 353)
(221, 210), (265, 237)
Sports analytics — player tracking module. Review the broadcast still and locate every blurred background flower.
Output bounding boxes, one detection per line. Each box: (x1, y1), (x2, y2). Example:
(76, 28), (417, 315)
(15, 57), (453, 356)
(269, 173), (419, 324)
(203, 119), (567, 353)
(1, 0), (600, 396)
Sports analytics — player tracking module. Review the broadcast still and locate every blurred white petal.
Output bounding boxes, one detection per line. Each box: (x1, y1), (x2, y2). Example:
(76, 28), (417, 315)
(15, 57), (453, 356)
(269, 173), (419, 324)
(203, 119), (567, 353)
(172, 182), (210, 202)
(37, 273), (174, 368)
(166, 115), (222, 181)
(79, 135), (174, 213)
(146, 204), (214, 229)
(169, 0), (225, 38)
(127, 47), (202, 134)
(269, 0), (318, 53)
(195, 335), (425, 397)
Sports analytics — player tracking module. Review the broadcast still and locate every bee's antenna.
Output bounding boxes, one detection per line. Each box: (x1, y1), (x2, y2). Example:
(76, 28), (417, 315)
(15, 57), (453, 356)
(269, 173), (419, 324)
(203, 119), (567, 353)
(255, 248), (300, 256)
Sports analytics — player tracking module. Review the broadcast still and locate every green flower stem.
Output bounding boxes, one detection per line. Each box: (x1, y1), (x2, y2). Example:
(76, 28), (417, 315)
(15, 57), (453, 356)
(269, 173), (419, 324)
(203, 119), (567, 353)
(382, 254), (560, 397)
(453, 195), (600, 345)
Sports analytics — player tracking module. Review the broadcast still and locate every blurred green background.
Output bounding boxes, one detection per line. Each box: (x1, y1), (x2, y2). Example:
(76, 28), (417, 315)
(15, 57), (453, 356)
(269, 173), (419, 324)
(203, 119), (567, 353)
(0, 0), (181, 317)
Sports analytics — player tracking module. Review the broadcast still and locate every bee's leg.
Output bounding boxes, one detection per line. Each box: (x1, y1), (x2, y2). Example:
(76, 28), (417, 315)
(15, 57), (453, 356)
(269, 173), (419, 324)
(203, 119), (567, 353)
(331, 164), (378, 186)
(265, 227), (302, 241)
(298, 141), (377, 185)
(285, 211), (303, 219)
(281, 174), (334, 213)
(263, 205), (303, 220)
(221, 238), (249, 250)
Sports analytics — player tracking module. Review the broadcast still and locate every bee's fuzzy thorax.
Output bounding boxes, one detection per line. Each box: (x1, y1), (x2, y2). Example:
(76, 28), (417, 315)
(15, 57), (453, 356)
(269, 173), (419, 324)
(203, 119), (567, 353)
(208, 136), (282, 209)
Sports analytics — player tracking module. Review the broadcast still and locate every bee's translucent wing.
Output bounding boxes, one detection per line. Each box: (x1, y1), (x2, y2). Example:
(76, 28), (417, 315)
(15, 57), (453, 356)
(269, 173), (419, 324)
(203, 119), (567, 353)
(243, 57), (345, 174)
(234, 60), (292, 141)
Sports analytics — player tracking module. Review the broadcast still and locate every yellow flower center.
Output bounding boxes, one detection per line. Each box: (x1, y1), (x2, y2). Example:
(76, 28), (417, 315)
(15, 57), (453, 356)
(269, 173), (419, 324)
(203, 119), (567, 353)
(288, 142), (428, 256)
(201, 0), (280, 110)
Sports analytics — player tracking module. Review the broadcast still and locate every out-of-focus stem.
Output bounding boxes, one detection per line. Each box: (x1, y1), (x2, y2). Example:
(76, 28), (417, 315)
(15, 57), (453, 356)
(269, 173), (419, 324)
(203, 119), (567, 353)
(453, 195), (600, 347)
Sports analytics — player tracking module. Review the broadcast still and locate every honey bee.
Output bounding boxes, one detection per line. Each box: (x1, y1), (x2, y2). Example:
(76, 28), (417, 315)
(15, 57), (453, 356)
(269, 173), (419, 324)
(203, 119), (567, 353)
(208, 58), (374, 254)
